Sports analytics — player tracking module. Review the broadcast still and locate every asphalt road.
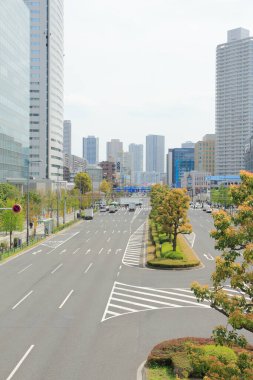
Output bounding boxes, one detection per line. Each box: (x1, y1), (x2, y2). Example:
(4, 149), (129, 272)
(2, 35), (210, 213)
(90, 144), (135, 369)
(0, 202), (251, 380)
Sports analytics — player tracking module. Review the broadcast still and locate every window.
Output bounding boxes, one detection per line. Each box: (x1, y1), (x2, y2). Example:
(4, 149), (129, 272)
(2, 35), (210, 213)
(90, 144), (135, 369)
(31, 26), (40, 30)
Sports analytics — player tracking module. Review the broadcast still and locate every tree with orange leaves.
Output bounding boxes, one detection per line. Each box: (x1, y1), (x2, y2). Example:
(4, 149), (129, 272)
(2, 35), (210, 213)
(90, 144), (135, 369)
(192, 171), (253, 347)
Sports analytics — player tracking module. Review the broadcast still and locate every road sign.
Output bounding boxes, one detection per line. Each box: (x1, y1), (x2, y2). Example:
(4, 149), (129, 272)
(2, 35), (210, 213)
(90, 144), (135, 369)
(12, 204), (22, 213)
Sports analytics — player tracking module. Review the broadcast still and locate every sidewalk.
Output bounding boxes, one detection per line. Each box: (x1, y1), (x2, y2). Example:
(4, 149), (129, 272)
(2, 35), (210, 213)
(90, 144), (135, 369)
(0, 211), (76, 246)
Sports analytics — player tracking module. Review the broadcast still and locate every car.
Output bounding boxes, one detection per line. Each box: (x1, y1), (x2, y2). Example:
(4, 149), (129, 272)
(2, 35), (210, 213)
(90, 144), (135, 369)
(100, 207), (107, 212)
(205, 207), (212, 213)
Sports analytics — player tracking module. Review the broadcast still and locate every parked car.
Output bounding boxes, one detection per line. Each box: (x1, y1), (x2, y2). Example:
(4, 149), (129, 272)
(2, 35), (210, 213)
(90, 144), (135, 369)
(84, 208), (94, 220)
(109, 205), (116, 213)
(129, 203), (136, 212)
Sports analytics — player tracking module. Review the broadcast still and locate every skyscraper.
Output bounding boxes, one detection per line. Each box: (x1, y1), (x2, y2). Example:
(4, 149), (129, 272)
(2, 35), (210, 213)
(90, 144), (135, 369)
(168, 148), (195, 188)
(83, 136), (99, 164)
(63, 120), (72, 157)
(195, 134), (215, 175)
(106, 139), (123, 162)
(129, 143), (143, 172)
(24, 0), (64, 180)
(146, 135), (165, 173)
(0, 0), (30, 181)
(215, 27), (253, 175)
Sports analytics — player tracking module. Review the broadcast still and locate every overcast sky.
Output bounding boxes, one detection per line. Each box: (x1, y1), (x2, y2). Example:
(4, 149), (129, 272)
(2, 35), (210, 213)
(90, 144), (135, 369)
(64, 0), (253, 160)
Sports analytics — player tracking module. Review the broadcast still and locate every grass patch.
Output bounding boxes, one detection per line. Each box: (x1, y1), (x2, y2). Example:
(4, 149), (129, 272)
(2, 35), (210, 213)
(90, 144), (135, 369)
(146, 365), (180, 380)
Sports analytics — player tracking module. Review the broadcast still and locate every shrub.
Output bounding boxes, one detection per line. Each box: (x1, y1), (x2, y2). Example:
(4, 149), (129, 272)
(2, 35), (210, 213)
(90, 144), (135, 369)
(159, 233), (169, 244)
(166, 251), (184, 260)
(203, 344), (237, 363)
(161, 242), (171, 256)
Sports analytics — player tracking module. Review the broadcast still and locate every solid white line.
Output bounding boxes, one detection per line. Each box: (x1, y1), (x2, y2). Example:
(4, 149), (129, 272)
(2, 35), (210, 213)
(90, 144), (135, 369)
(18, 264), (32, 274)
(98, 248), (103, 255)
(51, 263), (63, 274)
(84, 263), (93, 274)
(12, 291), (33, 310)
(59, 290), (74, 309)
(73, 248), (80, 255)
(6, 345), (34, 380)
(101, 282), (117, 322)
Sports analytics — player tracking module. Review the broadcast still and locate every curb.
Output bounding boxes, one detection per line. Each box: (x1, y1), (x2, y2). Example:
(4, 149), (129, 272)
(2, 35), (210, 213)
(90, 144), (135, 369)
(137, 361), (147, 380)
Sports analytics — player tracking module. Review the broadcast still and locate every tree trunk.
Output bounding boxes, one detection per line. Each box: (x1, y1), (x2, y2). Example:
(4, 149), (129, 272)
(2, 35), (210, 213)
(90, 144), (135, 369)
(173, 227), (177, 251)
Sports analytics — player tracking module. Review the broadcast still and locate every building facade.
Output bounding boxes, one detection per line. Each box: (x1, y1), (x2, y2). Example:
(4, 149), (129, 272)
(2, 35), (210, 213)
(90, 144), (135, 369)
(63, 153), (87, 182)
(24, 0), (64, 180)
(99, 161), (116, 182)
(195, 134), (215, 175)
(82, 136), (99, 164)
(215, 28), (253, 175)
(0, 0), (30, 181)
(181, 171), (211, 196)
(168, 148), (195, 188)
(106, 139), (123, 162)
(129, 143), (143, 172)
(63, 120), (72, 157)
(146, 135), (165, 173)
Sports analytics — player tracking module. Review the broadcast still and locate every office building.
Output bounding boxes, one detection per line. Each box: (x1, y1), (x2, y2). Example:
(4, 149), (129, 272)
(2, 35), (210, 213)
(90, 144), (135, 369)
(106, 139), (123, 162)
(182, 141), (195, 149)
(215, 27), (253, 175)
(85, 165), (103, 191)
(146, 135), (165, 173)
(129, 144), (143, 172)
(195, 134), (215, 175)
(167, 148), (195, 188)
(82, 136), (99, 164)
(63, 120), (72, 156)
(24, 0), (64, 180)
(181, 171), (210, 197)
(0, 1), (30, 182)
(63, 153), (87, 182)
(99, 161), (116, 182)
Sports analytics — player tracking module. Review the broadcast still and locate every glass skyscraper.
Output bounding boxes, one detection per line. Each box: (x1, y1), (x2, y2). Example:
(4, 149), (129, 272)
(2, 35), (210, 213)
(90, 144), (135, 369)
(146, 135), (165, 173)
(0, 0), (30, 181)
(215, 28), (253, 175)
(24, 0), (64, 180)
(83, 136), (99, 164)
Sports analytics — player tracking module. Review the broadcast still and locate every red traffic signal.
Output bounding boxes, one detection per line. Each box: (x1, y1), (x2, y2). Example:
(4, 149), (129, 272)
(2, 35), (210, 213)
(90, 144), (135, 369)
(12, 204), (22, 213)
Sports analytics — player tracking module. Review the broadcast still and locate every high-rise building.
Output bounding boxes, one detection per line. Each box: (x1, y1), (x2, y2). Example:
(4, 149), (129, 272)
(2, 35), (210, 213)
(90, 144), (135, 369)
(106, 139), (123, 162)
(167, 148), (195, 188)
(182, 141), (195, 149)
(195, 134), (215, 175)
(129, 143), (143, 172)
(215, 27), (253, 175)
(24, 0), (64, 180)
(0, 1), (30, 182)
(63, 120), (72, 157)
(82, 136), (99, 164)
(146, 135), (165, 173)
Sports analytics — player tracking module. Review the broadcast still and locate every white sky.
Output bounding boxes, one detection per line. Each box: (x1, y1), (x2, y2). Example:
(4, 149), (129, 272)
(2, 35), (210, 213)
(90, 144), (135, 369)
(64, 0), (253, 160)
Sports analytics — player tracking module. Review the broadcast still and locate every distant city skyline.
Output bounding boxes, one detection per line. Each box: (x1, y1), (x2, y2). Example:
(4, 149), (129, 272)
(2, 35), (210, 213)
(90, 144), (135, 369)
(64, 0), (253, 160)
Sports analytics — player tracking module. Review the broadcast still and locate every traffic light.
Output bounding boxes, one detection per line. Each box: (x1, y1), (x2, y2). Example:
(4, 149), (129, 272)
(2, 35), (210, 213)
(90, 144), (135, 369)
(12, 204), (22, 213)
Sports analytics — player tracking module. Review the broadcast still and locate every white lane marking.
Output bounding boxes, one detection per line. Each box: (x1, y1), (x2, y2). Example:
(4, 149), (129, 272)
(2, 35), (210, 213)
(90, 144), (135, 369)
(98, 248), (104, 255)
(59, 249), (66, 255)
(107, 249), (111, 254)
(84, 263), (93, 274)
(12, 291), (33, 310)
(112, 230), (114, 234)
(59, 290), (74, 309)
(204, 253), (214, 261)
(101, 282), (117, 322)
(85, 249), (91, 255)
(117, 272), (120, 277)
(32, 249), (42, 255)
(86, 231), (90, 234)
(73, 248), (80, 255)
(103, 231), (106, 234)
(86, 238), (90, 242)
(51, 263), (63, 274)
(107, 237), (111, 242)
(18, 264), (32, 274)
(6, 345), (35, 380)
(115, 249), (122, 255)
(119, 265), (122, 269)
(45, 231), (80, 253)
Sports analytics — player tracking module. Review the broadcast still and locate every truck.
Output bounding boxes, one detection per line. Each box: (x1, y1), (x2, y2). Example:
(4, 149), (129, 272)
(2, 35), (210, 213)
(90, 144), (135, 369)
(84, 208), (94, 220)
(108, 205), (116, 213)
(129, 203), (136, 212)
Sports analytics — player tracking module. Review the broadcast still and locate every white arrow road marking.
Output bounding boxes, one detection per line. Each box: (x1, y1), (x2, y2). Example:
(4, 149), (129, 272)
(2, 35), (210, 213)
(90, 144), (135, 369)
(204, 253), (214, 261)
(115, 249), (122, 255)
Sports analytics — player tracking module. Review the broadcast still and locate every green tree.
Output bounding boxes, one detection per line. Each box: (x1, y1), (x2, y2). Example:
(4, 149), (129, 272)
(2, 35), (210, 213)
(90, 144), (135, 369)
(0, 184), (20, 205)
(192, 171), (253, 347)
(0, 200), (24, 247)
(150, 185), (192, 251)
(74, 172), (92, 194)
